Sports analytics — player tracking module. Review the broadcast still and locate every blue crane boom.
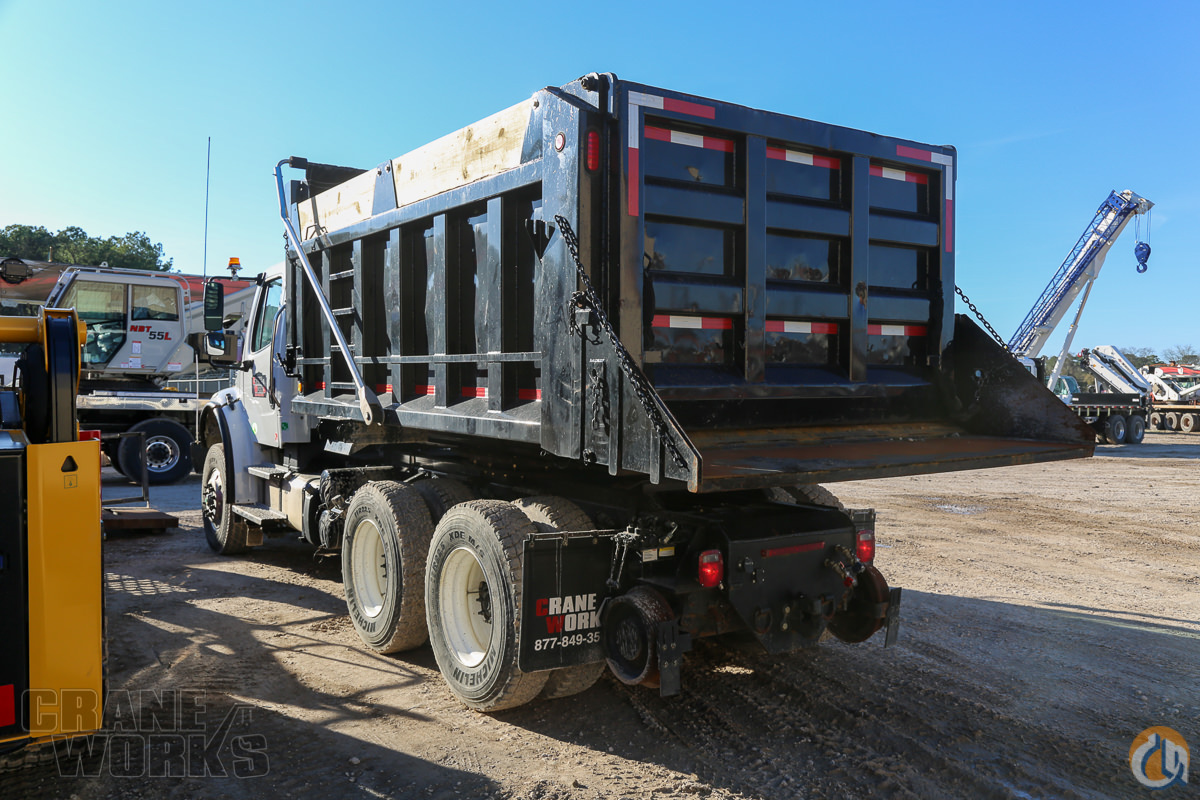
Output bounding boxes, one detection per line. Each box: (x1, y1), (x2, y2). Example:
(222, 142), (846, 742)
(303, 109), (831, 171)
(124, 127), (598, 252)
(1007, 190), (1152, 360)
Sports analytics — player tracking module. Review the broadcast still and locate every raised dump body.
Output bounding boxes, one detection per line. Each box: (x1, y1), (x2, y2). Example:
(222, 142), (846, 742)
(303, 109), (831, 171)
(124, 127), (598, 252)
(280, 73), (1089, 491)
(198, 73), (1093, 712)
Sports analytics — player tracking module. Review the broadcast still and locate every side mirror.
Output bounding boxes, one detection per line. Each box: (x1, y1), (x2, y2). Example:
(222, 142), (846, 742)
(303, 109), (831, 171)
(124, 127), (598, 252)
(189, 331), (241, 367)
(204, 280), (225, 332)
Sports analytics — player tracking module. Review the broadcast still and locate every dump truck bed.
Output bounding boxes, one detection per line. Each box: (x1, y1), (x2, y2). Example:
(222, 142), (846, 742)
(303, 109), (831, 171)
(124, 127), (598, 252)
(283, 73), (1093, 491)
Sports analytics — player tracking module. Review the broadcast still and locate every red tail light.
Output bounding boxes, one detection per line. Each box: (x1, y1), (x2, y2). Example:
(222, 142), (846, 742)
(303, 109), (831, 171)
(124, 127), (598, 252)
(586, 130), (601, 172)
(856, 530), (875, 564)
(79, 430), (102, 442)
(697, 549), (723, 588)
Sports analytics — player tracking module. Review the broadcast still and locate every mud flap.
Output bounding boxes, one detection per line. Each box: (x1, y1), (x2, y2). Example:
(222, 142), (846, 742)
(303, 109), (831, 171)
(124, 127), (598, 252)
(656, 621), (692, 698)
(883, 587), (902, 647)
(519, 532), (614, 672)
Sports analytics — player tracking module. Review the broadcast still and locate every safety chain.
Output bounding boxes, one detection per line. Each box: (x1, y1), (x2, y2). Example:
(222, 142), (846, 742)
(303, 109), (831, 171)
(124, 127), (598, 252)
(954, 285), (1008, 350)
(554, 215), (687, 469)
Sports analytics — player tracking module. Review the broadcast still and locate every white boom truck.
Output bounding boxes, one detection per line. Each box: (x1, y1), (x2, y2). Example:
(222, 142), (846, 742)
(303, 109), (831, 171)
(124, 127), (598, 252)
(37, 265), (255, 481)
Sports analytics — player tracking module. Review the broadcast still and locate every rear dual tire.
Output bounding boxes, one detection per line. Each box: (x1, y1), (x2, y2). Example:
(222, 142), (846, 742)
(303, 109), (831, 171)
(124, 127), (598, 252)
(342, 482), (434, 654)
(426, 501), (548, 712)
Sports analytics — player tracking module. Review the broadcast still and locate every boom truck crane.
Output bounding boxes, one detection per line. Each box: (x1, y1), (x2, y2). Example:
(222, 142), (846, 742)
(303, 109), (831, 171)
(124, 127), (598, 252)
(1005, 190), (1153, 443)
(0, 261), (256, 482)
(1081, 346), (1200, 433)
(194, 73), (1095, 712)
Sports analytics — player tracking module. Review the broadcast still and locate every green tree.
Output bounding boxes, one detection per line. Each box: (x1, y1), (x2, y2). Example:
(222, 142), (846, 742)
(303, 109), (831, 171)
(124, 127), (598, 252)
(0, 224), (172, 271)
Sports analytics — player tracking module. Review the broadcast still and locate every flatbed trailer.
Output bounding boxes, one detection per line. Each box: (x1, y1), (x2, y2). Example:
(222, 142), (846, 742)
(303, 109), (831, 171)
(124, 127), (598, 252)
(195, 73), (1093, 711)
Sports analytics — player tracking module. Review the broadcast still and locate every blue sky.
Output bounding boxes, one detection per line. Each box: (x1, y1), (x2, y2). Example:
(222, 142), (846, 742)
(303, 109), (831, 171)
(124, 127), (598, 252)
(2, 0), (1197, 356)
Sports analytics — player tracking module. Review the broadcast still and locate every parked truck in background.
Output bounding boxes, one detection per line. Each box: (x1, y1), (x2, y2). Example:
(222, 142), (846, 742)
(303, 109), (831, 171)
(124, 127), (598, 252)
(195, 73), (1094, 711)
(30, 265), (255, 482)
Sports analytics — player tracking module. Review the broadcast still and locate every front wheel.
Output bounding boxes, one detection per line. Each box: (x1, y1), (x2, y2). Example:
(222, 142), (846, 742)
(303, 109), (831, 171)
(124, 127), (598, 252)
(426, 501), (547, 712)
(201, 444), (248, 554)
(119, 418), (192, 484)
(1181, 413), (1199, 434)
(341, 481), (433, 653)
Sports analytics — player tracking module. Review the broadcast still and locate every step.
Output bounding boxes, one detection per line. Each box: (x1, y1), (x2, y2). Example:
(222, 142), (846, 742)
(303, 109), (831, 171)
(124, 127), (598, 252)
(231, 503), (290, 529)
(246, 464), (287, 480)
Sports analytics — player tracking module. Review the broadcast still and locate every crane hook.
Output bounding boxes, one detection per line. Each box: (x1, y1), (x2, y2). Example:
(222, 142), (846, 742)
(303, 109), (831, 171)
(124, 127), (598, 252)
(1134, 241), (1151, 274)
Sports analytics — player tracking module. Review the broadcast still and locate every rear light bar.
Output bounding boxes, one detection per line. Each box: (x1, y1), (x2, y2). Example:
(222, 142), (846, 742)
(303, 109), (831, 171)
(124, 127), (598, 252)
(586, 130), (601, 172)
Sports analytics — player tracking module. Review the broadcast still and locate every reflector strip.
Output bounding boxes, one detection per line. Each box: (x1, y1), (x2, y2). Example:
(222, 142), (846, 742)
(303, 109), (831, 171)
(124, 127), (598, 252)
(766, 147), (840, 170)
(415, 386), (539, 400)
(374, 383), (393, 393)
(644, 125), (734, 152)
(765, 320), (839, 334)
(896, 144), (954, 166)
(761, 542), (824, 558)
(868, 324), (928, 336)
(628, 92), (718, 216)
(945, 198), (954, 253)
(651, 314), (733, 330)
(0, 684), (13, 727)
(870, 164), (928, 184)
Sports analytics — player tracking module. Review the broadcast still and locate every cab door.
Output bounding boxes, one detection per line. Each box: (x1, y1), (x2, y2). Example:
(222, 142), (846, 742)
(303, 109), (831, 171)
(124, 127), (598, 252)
(239, 277), (284, 449)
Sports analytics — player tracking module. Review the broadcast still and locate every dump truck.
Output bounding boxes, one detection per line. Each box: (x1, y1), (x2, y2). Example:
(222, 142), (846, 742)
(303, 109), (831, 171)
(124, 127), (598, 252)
(195, 73), (1094, 711)
(26, 265), (255, 482)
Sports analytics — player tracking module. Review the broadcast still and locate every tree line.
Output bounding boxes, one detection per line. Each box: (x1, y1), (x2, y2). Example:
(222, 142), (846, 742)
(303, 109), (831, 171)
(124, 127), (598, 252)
(1, 224), (172, 272)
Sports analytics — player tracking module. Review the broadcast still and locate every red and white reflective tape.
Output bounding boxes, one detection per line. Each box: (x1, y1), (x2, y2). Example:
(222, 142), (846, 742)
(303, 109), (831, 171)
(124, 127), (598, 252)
(645, 125), (734, 153)
(896, 144), (954, 168)
(766, 147), (840, 170)
(651, 314), (733, 330)
(896, 144), (955, 253)
(765, 320), (838, 334)
(415, 385), (541, 401)
(870, 164), (928, 184)
(628, 92), (718, 216)
(867, 324), (928, 336)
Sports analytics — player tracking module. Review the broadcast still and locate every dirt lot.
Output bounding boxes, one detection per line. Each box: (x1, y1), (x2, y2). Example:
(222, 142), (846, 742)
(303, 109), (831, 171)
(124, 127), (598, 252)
(6, 432), (1198, 799)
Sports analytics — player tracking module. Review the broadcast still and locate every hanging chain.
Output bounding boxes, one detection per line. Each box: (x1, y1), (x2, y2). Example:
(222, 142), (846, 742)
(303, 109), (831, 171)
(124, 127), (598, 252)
(954, 285), (1008, 350)
(555, 215), (687, 469)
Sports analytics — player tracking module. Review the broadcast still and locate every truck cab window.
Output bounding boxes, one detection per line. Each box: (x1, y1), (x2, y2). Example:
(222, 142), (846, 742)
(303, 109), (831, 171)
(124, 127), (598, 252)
(131, 285), (179, 321)
(60, 280), (127, 365)
(252, 279), (283, 352)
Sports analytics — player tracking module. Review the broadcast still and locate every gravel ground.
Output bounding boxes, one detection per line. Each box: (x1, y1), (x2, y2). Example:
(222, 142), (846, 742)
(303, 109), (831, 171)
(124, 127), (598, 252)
(4, 432), (1198, 799)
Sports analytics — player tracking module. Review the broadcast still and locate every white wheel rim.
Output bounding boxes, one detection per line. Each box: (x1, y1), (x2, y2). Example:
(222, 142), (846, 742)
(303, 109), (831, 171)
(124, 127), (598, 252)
(350, 519), (387, 618)
(439, 545), (492, 668)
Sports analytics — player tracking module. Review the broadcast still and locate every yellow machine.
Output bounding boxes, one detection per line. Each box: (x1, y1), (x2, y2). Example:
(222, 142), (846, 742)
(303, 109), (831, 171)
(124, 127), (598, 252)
(0, 309), (103, 759)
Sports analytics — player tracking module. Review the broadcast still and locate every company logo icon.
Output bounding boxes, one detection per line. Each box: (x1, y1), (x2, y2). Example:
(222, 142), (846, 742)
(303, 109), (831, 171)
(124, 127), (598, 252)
(1130, 726), (1189, 789)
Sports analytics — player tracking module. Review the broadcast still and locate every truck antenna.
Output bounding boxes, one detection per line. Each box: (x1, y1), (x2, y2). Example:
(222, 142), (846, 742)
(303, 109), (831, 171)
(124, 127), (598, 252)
(203, 136), (212, 279)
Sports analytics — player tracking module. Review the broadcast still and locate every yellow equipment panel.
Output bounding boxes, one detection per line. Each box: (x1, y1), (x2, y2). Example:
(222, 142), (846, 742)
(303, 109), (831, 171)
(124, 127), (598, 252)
(25, 439), (103, 737)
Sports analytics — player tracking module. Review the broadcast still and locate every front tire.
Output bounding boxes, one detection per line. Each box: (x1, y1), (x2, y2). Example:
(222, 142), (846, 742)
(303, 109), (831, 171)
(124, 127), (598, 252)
(119, 418), (192, 484)
(426, 501), (547, 712)
(201, 443), (248, 554)
(342, 481), (434, 653)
